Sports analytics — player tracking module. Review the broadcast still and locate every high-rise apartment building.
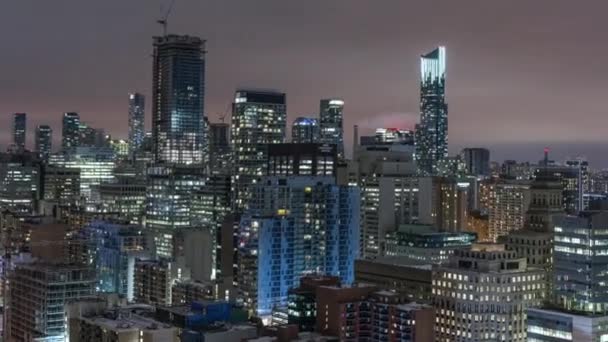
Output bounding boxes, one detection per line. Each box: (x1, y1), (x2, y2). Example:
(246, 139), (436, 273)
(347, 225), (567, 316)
(62, 112), (80, 150)
(152, 35), (206, 165)
(7, 263), (96, 341)
(35, 124), (52, 161)
(134, 259), (190, 306)
(461, 147), (490, 176)
(433, 244), (545, 342)
(231, 89), (286, 211)
(319, 99), (344, 158)
(12, 113), (26, 151)
(128, 92), (145, 156)
(237, 176), (359, 318)
(291, 117), (320, 144)
(415, 46), (447, 176)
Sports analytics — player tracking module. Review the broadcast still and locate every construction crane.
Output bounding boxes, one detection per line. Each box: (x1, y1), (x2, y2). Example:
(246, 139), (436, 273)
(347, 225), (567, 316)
(157, 0), (176, 36)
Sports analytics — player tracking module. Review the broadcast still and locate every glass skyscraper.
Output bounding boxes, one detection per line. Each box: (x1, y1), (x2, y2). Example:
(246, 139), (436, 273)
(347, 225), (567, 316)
(62, 112), (80, 150)
(128, 92), (145, 156)
(35, 124), (52, 161)
(319, 99), (344, 159)
(231, 89), (286, 211)
(152, 35), (206, 165)
(415, 46), (447, 175)
(291, 117), (319, 143)
(12, 113), (26, 151)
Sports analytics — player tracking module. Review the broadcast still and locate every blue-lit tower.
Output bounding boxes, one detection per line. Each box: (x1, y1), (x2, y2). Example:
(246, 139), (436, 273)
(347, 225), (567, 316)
(415, 46), (447, 175)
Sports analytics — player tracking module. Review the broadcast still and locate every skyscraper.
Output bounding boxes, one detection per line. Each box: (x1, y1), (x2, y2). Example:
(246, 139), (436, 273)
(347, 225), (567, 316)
(461, 147), (490, 176)
(415, 46), (447, 175)
(291, 117), (319, 143)
(208, 122), (231, 175)
(12, 113), (26, 151)
(128, 92), (145, 155)
(319, 99), (344, 158)
(152, 35), (206, 165)
(35, 124), (52, 161)
(62, 112), (80, 150)
(231, 89), (286, 211)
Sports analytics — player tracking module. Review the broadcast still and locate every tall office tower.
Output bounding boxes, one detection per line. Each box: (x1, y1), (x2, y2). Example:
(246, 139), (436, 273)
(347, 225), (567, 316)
(237, 176), (359, 318)
(35, 125), (52, 161)
(566, 157), (590, 209)
(128, 92), (145, 155)
(12, 113), (26, 151)
(553, 211), (608, 313)
(42, 166), (81, 206)
(80, 220), (147, 301)
(461, 147), (490, 176)
(433, 244), (545, 342)
(349, 142), (418, 258)
(145, 164), (204, 258)
(415, 46), (448, 176)
(208, 122), (231, 175)
(6, 263), (96, 341)
(487, 179), (531, 241)
(319, 99), (344, 158)
(291, 117), (320, 143)
(231, 90), (286, 211)
(49, 146), (116, 201)
(0, 159), (40, 214)
(152, 35), (206, 165)
(62, 112), (80, 150)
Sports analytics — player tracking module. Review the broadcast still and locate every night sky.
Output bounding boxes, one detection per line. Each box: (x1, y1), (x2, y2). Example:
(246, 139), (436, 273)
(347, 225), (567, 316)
(2, 1), (607, 166)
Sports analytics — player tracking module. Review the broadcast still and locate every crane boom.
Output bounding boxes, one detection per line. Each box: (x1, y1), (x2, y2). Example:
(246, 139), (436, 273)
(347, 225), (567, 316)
(157, 0), (176, 36)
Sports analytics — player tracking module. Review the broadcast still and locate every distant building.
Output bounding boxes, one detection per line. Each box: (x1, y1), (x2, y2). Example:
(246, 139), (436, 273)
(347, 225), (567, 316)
(152, 35), (206, 165)
(461, 147), (490, 176)
(208, 122), (231, 175)
(487, 179), (531, 241)
(12, 113), (26, 152)
(374, 128), (414, 145)
(171, 280), (215, 305)
(7, 263), (96, 341)
(134, 259), (190, 306)
(433, 244), (545, 342)
(35, 124), (52, 161)
(292, 117), (320, 144)
(527, 307), (608, 342)
(267, 143), (337, 177)
(287, 276), (341, 332)
(42, 165), (81, 206)
(415, 46), (447, 176)
(355, 257), (432, 301)
(0, 159), (40, 214)
(98, 172), (146, 224)
(62, 112), (81, 150)
(231, 89), (286, 211)
(128, 92), (145, 156)
(319, 99), (344, 158)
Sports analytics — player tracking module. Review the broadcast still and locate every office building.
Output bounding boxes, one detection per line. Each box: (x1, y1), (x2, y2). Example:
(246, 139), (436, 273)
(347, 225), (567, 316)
(374, 128), (414, 145)
(108, 138), (129, 158)
(7, 263), (96, 341)
(134, 259), (190, 306)
(527, 308), (608, 342)
(433, 244), (545, 342)
(12, 113), (26, 152)
(415, 46), (448, 176)
(287, 276), (341, 332)
(152, 35), (206, 165)
(81, 220), (147, 301)
(461, 147), (490, 176)
(0, 159), (40, 214)
(487, 179), (531, 241)
(355, 257), (433, 301)
(78, 122), (106, 148)
(553, 211), (608, 313)
(237, 176), (359, 317)
(98, 171), (146, 224)
(128, 92), (145, 156)
(231, 89), (286, 211)
(319, 99), (344, 158)
(384, 224), (476, 264)
(145, 164), (204, 258)
(62, 112), (81, 150)
(349, 143), (418, 258)
(171, 280), (215, 305)
(208, 122), (231, 175)
(42, 165), (81, 206)
(291, 117), (320, 143)
(267, 143), (337, 177)
(35, 124), (52, 162)
(49, 146), (116, 201)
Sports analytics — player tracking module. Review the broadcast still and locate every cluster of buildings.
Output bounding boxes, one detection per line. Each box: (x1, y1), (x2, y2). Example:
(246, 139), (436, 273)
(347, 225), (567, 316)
(0, 30), (607, 342)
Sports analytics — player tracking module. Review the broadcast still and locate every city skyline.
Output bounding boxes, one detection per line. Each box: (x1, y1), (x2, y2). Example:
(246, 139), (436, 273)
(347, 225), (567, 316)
(2, 0), (608, 166)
